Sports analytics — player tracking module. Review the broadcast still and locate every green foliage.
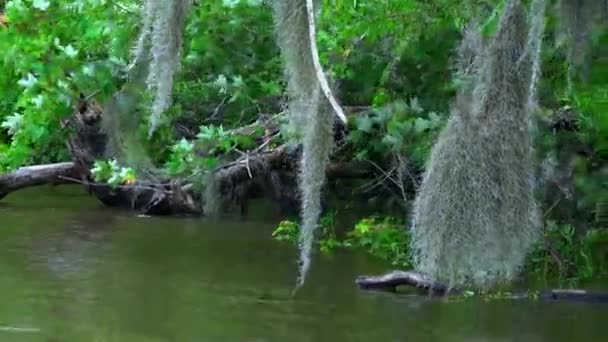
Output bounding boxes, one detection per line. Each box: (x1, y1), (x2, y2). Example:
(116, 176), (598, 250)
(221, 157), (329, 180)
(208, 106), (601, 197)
(164, 123), (258, 178)
(272, 220), (300, 242)
(343, 216), (412, 268)
(272, 215), (412, 267)
(271, 211), (341, 254)
(0, 0), (137, 171)
(347, 99), (444, 164)
(317, 0), (486, 110)
(176, 0), (283, 127)
(90, 159), (137, 187)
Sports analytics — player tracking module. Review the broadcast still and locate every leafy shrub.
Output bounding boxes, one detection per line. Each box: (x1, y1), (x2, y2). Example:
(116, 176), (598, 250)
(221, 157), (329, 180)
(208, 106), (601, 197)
(346, 98), (444, 164)
(90, 159), (137, 188)
(526, 221), (608, 282)
(0, 0), (137, 170)
(272, 215), (412, 267)
(344, 216), (412, 268)
(272, 211), (341, 253)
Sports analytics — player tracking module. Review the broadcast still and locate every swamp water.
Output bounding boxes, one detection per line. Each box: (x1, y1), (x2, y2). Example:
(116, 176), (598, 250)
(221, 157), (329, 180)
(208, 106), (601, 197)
(0, 186), (606, 341)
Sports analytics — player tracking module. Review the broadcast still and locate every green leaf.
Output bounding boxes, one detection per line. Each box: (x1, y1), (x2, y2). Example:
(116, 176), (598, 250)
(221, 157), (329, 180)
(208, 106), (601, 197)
(356, 116), (374, 133)
(414, 118), (431, 133)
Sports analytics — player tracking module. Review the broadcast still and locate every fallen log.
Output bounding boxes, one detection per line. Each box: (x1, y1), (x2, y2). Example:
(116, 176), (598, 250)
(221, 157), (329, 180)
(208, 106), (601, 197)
(59, 96), (383, 215)
(0, 162), (79, 200)
(0, 95), (386, 214)
(356, 271), (608, 303)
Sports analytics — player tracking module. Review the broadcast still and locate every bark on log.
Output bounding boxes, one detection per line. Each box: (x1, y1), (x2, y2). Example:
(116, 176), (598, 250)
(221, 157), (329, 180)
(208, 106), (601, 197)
(0, 162), (79, 200)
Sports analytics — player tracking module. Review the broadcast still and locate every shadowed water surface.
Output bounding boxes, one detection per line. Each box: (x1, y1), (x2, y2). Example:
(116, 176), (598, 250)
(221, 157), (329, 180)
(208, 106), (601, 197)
(0, 186), (606, 341)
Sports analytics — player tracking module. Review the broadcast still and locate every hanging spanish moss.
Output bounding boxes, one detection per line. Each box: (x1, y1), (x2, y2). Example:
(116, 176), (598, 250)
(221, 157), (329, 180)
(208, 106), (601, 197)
(410, 0), (543, 289)
(452, 22), (485, 117)
(130, 0), (190, 136)
(556, 0), (604, 93)
(525, 0), (547, 111)
(97, 0), (189, 179)
(272, 0), (336, 289)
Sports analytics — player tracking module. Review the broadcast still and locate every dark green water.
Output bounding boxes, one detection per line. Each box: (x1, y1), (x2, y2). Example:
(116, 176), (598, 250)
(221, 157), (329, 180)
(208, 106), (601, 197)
(0, 186), (606, 341)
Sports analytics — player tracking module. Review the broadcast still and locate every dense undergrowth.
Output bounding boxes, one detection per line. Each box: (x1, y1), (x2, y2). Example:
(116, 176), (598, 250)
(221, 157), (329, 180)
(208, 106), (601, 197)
(0, 0), (606, 284)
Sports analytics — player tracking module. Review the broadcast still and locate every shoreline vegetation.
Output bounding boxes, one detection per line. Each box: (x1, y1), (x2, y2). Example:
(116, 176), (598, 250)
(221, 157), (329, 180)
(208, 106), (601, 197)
(0, 0), (606, 297)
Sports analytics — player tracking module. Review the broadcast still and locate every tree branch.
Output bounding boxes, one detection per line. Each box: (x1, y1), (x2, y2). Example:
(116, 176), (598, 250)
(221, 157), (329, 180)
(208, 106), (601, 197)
(306, 0), (347, 123)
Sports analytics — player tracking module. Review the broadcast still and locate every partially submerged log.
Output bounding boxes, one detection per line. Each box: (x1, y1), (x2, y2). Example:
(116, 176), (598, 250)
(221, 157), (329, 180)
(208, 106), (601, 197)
(356, 271), (456, 295)
(539, 289), (608, 303)
(356, 271), (608, 303)
(0, 162), (79, 200)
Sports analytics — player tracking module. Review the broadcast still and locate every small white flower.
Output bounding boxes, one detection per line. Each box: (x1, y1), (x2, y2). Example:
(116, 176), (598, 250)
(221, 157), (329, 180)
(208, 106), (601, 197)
(64, 44), (79, 58)
(1, 113), (23, 135)
(82, 65), (95, 77)
(32, 0), (50, 11)
(54, 38), (63, 49)
(57, 80), (69, 89)
(18, 73), (38, 88)
(31, 94), (44, 108)
(214, 74), (228, 94)
(7, 0), (25, 13)
(59, 93), (72, 105)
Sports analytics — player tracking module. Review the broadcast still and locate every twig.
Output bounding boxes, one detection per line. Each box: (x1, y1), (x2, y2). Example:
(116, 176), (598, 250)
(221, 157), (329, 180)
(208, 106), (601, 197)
(364, 159), (402, 189)
(208, 96), (228, 122)
(57, 176), (172, 194)
(108, 0), (139, 16)
(245, 155), (253, 179)
(543, 197), (562, 218)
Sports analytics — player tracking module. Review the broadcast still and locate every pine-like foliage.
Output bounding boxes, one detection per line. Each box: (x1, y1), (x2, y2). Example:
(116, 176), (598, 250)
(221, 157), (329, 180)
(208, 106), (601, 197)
(131, 0), (190, 136)
(410, 0), (544, 289)
(272, 0), (335, 289)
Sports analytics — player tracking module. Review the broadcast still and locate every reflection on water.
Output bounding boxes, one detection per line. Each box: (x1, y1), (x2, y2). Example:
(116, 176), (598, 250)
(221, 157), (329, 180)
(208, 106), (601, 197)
(0, 186), (606, 341)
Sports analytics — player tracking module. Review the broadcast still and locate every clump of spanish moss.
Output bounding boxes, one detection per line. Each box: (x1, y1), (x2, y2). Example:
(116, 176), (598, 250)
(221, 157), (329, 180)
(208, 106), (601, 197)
(130, 0), (190, 136)
(272, 0), (320, 138)
(273, 0), (335, 289)
(410, 0), (543, 289)
(525, 0), (547, 111)
(452, 22), (485, 116)
(202, 172), (221, 216)
(101, 69), (159, 177)
(556, 0), (604, 92)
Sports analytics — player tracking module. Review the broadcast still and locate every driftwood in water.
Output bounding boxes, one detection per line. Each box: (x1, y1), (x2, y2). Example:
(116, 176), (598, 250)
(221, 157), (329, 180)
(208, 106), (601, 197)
(356, 271), (608, 303)
(539, 289), (608, 303)
(356, 271), (456, 295)
(0, 162), (79, 200)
